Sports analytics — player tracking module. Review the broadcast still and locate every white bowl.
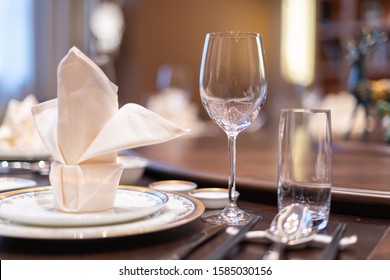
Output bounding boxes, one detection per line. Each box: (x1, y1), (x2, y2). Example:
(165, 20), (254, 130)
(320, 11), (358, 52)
(188, 188), (240, 209)
(117, 156), (148, 185)
(149, 180), (197, 193)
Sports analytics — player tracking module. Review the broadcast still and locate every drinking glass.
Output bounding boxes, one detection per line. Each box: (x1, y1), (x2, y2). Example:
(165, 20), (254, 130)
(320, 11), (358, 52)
(199, 32), (268, 225)
(277, 108), (332, 230)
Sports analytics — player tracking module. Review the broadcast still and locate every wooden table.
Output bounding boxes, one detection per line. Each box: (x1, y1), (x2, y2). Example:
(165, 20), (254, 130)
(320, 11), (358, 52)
(137, 126), (390, 218)
(0, 125), (389, 260)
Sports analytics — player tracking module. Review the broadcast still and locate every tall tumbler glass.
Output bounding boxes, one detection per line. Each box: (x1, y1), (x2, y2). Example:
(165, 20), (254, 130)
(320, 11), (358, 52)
(277, 108), (332, 230)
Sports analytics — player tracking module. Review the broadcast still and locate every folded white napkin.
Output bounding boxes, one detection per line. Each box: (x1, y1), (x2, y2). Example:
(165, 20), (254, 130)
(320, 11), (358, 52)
(32, 47), (188, 213)
(318, 91), (367, 138)
(0, 95), (48, 158)
(146, 88), (205, 136)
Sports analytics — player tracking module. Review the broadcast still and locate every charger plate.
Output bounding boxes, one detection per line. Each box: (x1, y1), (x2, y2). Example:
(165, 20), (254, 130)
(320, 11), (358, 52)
(0, 186), (204, 239)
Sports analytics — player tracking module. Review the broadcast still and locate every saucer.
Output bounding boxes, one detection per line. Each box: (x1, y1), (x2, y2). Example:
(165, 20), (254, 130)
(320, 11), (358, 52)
(149, 180), (197, 193)
(188, 188), (240, 209)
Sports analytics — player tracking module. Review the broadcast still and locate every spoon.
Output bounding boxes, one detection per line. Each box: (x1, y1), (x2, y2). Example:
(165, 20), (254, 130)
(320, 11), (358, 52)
(262, 203), (313, 260)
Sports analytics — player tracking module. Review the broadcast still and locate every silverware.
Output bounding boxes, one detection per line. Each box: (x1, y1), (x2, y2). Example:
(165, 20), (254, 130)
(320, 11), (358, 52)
(263, 204), (313, 260)
(204, 215), (261, 260)
(159, 224), (226, 260)
(320, 223), (347, 260)
(245, 230), (358, 249)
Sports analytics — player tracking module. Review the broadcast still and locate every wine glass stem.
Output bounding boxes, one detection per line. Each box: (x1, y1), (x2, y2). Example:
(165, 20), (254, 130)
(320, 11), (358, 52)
(227, 133), (238, 207)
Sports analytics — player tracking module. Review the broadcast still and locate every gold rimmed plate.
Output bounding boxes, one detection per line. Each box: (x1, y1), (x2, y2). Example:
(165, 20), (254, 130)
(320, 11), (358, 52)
(149, 180), (197, 193)
(0, 186), (204, 239)
(0, 186), (168, 227)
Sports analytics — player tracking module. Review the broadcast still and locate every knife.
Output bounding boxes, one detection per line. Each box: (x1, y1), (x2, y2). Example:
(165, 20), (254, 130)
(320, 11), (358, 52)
(204, 215), (261, 260)
(320, 223), (347, 260)
(160, 223), (227, 260)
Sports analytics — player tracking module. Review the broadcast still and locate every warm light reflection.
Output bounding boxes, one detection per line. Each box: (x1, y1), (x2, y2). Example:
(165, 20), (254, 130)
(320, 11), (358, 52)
(281, 0), (316, 86)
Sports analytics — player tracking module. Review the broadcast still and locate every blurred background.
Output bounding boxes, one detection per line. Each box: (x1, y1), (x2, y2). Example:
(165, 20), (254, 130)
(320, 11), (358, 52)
(1, 0), (390, 140)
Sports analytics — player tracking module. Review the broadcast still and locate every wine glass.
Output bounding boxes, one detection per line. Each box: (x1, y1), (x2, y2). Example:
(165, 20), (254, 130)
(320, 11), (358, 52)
(199, 32), (267, 225)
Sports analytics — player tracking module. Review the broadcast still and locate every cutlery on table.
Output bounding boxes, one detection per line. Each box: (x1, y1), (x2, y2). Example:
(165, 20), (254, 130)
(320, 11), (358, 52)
(245, 229), (358, 249)
(262, 204), (313, 260)
(320, 223), (347, 260)
(159, 223), (227, 260)
(203, 215), (261, 260)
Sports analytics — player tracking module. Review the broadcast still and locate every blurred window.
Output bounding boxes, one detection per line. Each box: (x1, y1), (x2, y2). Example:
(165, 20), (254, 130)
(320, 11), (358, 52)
(0, 0), (34, 101)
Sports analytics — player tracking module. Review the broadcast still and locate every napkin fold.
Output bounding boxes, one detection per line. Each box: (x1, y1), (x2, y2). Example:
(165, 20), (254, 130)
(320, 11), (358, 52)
(32, 47), (188, 213)
(0, 95), (48, 157)
(146, 88), (205, 136)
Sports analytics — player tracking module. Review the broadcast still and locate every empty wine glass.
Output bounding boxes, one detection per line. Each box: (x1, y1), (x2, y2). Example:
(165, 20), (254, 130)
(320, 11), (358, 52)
(199, 32), (268, 225)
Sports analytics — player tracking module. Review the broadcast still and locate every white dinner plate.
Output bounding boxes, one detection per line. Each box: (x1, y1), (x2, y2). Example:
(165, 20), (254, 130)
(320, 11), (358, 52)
(0, 186), (204, 239)
(0, 177), (37, 192)
(0, 186), (168, 227)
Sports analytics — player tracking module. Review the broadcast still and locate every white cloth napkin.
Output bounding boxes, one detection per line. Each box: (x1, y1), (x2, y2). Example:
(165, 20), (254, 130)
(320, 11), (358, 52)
(32, 47), (188, 213)
(0, 95), (48, 158)
(146, 88), (205, 136)
(318, 91), (367, 138)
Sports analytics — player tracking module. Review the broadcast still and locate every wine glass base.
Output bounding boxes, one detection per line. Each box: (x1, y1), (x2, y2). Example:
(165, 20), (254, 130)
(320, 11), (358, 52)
(201, 208), (262, 225)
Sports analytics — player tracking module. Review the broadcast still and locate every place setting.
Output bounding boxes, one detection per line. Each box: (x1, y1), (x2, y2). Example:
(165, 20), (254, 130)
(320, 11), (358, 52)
(0, 46), (204, 240)
(0, 95), (51, 162)
(0, 33), (361, 261)
(0, 185), (204, 239)
(0, 94), (51, 186)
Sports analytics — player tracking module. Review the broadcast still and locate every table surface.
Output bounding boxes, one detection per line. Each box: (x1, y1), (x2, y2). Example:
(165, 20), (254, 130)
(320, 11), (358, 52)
(137, 126), (390, 215)
(0, 125), (389, 260)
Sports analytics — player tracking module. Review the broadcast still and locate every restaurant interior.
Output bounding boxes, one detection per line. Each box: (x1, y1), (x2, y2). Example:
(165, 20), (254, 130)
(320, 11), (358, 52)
(0, 0), (389, 261)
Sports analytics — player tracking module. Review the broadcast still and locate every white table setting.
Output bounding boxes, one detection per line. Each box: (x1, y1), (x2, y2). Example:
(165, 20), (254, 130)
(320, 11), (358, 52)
(0, 46), (205, 240)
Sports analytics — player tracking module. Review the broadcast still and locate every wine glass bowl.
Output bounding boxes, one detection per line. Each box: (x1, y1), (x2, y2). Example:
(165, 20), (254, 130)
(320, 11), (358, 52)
(199, 31), (267, 225)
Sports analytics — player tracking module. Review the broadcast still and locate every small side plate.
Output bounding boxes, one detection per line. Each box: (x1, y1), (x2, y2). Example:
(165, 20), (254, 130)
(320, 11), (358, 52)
(189, 188), (239, 209)
(149, 180), (197, 193)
